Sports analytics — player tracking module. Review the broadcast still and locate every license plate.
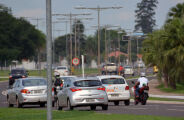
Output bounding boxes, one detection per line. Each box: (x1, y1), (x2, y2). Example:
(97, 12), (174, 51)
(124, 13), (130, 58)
(111, 94), (119, 97)
(86, 99), (95, 102)
(33, 90), (43, 94)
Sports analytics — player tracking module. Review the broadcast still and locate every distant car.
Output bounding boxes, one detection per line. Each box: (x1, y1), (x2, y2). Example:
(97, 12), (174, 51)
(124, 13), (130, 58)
(54, 66), (69, 76)
(9, 68), (29, 87)
(56, 77), (108, 110)
(7, 78), (47, 108)
(101, 63), (118, 75)
(124, 66), (134, 76)
(97, 75), (130, 106)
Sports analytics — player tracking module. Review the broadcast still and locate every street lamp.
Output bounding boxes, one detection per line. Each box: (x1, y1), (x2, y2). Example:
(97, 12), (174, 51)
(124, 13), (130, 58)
(75, 5), (122, 70)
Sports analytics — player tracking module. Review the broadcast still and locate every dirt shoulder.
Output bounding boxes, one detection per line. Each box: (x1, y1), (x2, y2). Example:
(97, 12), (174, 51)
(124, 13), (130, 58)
(149, 79), (184, 96)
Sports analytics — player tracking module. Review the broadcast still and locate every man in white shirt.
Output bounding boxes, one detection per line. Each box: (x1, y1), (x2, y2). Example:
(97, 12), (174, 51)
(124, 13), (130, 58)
(135, 72), (149, 97)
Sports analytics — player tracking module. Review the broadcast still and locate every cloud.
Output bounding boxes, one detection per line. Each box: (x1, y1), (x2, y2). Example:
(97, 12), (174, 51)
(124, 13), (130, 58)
(16, 8), (45, 18)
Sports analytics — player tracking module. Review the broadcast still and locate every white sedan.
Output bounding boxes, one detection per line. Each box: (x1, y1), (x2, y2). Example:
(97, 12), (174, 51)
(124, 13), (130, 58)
(97, 75), (130, 106)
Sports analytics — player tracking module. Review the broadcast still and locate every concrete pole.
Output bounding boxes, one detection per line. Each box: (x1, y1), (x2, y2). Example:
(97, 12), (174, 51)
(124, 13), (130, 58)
(46, 0), (52, 120)
(69, 13), (73, 71)
(74, 18), (77, 57)
(97, 7), (100, 71)
(65, 21), (68, 58)
(118, 33), (120, 73)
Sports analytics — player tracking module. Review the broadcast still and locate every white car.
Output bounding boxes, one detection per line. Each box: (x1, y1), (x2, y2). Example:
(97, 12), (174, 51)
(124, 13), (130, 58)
(124, 66), (134, 76)
(54, 66), (69, 76)
(97, 75), (130, 106)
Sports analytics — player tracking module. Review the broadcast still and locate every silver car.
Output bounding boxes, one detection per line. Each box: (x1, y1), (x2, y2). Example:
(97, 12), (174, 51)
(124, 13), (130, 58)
(56, 77), (108, 111)
(7, 77), (47, 108)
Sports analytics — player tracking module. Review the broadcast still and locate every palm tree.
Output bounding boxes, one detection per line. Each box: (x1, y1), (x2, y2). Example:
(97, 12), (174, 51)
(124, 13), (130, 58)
(167, 2), (184, 22)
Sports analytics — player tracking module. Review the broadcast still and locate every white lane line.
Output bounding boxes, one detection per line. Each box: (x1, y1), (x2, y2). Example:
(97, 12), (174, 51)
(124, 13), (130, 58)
(127, 108), (148, 110)
(167, 109), (184, 112)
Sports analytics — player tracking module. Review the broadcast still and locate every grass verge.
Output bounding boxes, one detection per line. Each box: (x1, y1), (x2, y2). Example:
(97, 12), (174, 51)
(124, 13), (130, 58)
(157, 84), (184, 94)
(0, 108), (183, 120)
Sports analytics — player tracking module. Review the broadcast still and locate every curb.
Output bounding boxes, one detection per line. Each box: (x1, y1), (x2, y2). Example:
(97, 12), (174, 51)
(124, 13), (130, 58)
(130, 99), (184, 104)
(149, 94), (184, 100)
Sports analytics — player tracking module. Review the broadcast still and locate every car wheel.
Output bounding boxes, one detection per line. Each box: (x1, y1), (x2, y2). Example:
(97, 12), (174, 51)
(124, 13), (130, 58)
(102, 105), (108, 110)
(40, 103), (45, 107)
(124, 100), (130, 106)
(90, 105), (96, 111)
(7, 96), (13, 107)
(114, 101), (119, 106)
(67, 99), (73, 110)
(16, 98), (22, 108)
(56, 99), (62, 110)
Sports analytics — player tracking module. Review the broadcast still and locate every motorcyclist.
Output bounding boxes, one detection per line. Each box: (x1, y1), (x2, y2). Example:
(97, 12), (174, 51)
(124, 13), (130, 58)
(134, 72), (149, 98)
(54, 73), (62, 95)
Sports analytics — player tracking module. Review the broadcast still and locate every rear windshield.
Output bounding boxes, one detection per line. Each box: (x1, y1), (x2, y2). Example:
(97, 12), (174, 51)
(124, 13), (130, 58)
(101, 78), (125, 84)
(22, 79), (47, 87)
(11, 70), (25, 74)
(74, 80), (102, 87)
(57, 67), (67, 70)
(124, 66), (133, 69)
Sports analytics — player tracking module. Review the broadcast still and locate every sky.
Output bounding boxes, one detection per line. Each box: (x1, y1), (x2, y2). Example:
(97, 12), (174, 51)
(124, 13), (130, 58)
(0, 0), (184, 37)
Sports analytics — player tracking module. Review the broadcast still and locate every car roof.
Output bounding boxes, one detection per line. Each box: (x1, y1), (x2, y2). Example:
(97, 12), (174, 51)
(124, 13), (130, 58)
(60, 76), (76, 78)
(72, 77), (99, 82)
(97, 75), (124, 79)
(11, 68), (26, 71)
(20, 77), (46, 81)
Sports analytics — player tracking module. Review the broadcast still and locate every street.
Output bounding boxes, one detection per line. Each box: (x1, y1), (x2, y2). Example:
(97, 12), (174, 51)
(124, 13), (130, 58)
(1, 80), (184, 117)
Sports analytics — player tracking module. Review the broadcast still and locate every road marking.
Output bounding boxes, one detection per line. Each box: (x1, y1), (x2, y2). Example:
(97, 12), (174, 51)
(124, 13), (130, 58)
(167, 109), (184, 112)
(127, 108), (147, 110)
(2, 90), (7, 96)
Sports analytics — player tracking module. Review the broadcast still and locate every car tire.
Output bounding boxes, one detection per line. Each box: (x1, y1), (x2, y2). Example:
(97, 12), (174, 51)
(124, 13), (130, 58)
(7, 97), (14, 107)
(102, 105), (108, 110)
(40, 103), (45, 107)
(67, 99), (73, 110)
(114, 101), (119, 106)
(90, 105), (96, 111)
(16, 98), (22, 108)
(57, 99), (62, 110)
(124, 100), (130, 106)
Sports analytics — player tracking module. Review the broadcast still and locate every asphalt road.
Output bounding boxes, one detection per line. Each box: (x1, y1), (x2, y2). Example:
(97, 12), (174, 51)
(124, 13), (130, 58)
(1, 79), (184, 117)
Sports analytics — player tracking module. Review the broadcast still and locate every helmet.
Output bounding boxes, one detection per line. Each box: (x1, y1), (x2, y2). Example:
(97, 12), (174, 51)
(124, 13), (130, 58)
(140, 72), (146, 77)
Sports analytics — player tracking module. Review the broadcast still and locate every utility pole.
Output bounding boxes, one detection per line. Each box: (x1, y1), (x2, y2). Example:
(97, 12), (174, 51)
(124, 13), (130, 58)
(75, 5), (122, 71)
(46, 0), (52, 119)
(118, 30), (123, 69)
(53, 13), (90, 70)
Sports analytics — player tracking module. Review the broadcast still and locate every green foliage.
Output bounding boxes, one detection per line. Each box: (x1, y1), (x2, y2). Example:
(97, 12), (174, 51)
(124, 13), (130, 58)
(135, 0), (158, 34)
(0, 108), (183, 120)
(0, 4), (46, 66)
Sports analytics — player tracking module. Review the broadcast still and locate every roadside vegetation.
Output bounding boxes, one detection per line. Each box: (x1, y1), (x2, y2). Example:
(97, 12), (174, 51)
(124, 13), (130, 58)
(0, 108), (183, 120)
(142, 2), (184, 89)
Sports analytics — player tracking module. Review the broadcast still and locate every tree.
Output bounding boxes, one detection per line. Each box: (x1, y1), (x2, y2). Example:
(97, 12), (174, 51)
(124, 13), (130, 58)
(0, 4), (46, 67)
(167, 2), (184, 22)
(135, 0), (158, 34)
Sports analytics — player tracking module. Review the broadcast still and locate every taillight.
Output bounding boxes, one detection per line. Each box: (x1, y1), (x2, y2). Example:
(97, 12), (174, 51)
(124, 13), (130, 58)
(22, 75), (26, 78)
(70, 88), (82, 92)
(125, 86), (129, 90)
(52, 88), (54, 91)
(21, 89), (30, 94)
(97, 87), (105, 91)
(9, 76), (12, 79)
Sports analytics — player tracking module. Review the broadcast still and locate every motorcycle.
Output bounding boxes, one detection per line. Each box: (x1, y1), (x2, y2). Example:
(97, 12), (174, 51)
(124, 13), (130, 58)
(131, 81), (149, 105)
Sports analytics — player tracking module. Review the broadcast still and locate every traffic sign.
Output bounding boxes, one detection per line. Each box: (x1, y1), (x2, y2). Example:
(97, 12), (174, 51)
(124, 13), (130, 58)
(72, 58), (80, 66)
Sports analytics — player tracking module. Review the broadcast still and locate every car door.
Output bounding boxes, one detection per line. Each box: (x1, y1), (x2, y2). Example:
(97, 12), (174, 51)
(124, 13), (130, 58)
(11, 80), (19, 104)
(61, 80), (71, 106)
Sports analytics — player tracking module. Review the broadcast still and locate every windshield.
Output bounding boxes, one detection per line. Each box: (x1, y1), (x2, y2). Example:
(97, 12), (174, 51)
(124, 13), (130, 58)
(101, 78), (125, 84)
(74, 80), (102, 87)
(57, 67), (67, 70)
(22, 79), (47, 87)
(11, 70), (25, 74)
